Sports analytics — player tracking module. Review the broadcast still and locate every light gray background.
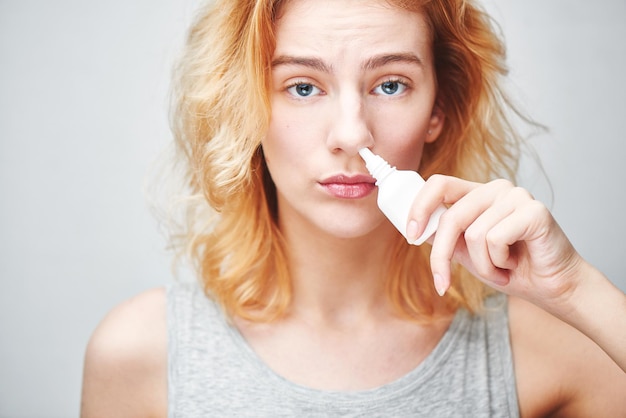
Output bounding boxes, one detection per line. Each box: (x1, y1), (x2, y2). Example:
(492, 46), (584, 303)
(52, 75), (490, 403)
(1, 1), (624, 417)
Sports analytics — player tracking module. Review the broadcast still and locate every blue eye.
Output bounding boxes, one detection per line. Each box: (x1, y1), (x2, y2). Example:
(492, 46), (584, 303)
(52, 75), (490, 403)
(287, 83), (321, 97)
(374, 80), (407, 96)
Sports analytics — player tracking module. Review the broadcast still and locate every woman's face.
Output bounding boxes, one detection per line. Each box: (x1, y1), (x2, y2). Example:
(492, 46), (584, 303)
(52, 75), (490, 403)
(262, 0), (443, 241)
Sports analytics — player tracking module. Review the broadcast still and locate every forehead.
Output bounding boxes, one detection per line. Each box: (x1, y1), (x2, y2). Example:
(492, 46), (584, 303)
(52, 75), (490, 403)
(273, 0), (432, 63)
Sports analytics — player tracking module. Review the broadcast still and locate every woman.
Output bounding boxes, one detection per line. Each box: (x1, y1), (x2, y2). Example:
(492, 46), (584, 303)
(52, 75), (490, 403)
(81, 0), (626, 416)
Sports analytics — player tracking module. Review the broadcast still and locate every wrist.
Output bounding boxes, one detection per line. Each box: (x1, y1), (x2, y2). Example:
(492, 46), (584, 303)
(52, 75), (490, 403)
(550, 260), (625, 345)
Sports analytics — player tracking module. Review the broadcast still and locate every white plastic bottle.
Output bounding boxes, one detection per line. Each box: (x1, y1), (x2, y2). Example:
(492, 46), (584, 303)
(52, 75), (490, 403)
(358, 148), (447, 245)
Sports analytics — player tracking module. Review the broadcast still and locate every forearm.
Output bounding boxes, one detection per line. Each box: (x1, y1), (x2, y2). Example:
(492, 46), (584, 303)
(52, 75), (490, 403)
(555, 262), (626, 373)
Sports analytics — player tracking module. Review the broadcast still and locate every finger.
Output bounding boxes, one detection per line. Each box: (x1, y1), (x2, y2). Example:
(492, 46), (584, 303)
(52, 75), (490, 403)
(486, 200), (551, 270)
(429, 207), (474, 295)
(407, 175), (480, 242)
(431, 235), (468, 296)
(429, 180), (516, 292)
(464, 185), (533, 280)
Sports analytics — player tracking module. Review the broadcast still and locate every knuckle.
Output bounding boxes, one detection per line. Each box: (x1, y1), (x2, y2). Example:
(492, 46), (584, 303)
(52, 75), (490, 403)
(510, 186), (534, 201)
(490, 178), (514, 190)
(428, 173), (447, 184)
(426, 174), (448, 191)
(527, 199), (549, 217)
(464, 224), (483, 244)
(468, 253), (494, 279)
(438, 210), (464, 233)
(475, 264), (494, 280)
(485, 228), (503, 248)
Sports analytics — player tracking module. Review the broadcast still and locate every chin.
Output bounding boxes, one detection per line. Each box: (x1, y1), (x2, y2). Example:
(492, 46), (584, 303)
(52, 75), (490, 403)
(315, 215), (388, 241)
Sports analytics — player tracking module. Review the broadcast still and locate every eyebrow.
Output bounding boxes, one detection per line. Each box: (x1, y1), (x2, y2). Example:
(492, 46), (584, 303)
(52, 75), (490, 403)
(362, 53), (424, 71)
(271, 52), (424, 73)
(271, 56), (332, 73)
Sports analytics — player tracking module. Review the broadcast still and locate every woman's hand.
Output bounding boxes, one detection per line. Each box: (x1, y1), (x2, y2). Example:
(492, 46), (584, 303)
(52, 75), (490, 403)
(408, 175), (626, 373)
(408, 175), (583, 311)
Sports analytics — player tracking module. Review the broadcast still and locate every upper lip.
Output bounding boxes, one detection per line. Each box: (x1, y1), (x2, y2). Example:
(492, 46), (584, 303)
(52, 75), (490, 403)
(319, 174), (375, 184)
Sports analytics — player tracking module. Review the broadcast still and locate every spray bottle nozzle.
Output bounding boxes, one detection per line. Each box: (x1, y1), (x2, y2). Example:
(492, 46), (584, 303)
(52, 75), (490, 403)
(358, 148), (394, 184)
(358, 147), (375, 161)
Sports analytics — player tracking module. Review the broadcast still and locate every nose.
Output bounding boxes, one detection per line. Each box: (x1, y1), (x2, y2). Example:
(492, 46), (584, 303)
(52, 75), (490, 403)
(326, 91), (374, 155)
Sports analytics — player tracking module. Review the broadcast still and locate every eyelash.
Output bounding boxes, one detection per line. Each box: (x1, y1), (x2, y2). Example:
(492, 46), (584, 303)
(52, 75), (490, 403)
(373, 77), (411, 96)
(283, 77), (412, 98)
(285, 80), (323, 98)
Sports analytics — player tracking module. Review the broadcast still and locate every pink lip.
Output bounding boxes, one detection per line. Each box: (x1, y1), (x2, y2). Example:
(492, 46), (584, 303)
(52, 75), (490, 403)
(319, 174), (376, 199)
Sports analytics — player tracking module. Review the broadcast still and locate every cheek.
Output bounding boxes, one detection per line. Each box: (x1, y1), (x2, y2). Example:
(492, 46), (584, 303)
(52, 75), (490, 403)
(264, 102), (323, 164)
(264, 106), (293, 163)
(262, 122), (309, 183)
(371, 107), (431, 170)
(388, 138), (426, 172)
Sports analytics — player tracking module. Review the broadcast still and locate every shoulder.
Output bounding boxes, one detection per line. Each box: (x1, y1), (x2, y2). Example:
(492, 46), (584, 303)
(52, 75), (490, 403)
(509, 296), (626, 417)
(81, 287), (167, 418)
(84, 287), (167, 363)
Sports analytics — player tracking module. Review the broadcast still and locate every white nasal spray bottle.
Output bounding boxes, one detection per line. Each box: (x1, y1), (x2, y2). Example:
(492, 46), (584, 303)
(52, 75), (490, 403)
(358, 148), (446, 245)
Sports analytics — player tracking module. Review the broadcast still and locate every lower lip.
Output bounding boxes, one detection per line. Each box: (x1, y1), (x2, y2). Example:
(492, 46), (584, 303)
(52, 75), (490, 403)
(320, 182), (376, 199)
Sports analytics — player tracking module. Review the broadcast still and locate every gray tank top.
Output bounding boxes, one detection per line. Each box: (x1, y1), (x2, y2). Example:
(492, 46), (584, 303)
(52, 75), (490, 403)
(167, 281), (519, 417)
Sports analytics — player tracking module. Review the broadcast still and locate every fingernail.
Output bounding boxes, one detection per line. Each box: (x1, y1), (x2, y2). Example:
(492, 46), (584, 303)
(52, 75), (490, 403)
(406, 220), (419, 243)
(434, 274), (447, 297)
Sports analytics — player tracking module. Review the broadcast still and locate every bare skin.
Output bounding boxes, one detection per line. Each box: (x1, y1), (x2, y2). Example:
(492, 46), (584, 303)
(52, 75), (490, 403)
(81, 0), (626, 416)
(80, 281), (626, 417)
(81, 288), (167, 418)
(81, 178), (626, 417)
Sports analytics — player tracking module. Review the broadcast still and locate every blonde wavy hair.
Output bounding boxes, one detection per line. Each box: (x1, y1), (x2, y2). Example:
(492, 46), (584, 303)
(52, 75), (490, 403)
(170, 0), (524, 321)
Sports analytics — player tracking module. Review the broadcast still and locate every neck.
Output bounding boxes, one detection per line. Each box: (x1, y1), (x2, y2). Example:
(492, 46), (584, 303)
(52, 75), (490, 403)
(280, 219), (400, 325)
